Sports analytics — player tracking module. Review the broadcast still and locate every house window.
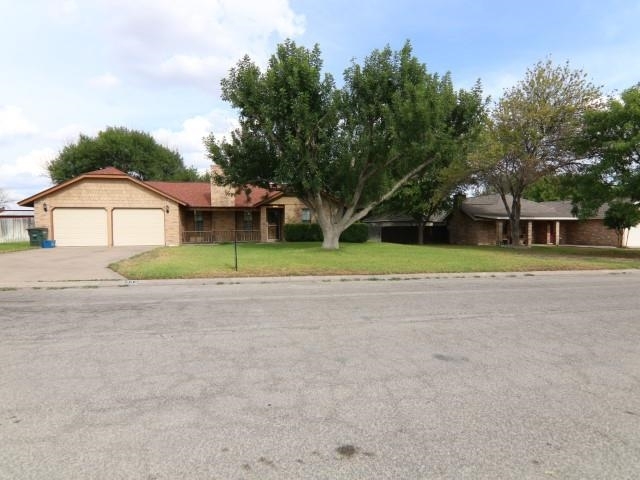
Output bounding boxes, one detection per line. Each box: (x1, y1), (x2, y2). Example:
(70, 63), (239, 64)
(243, 211), (253, 230)
(194, 211), (204, 231)
(301, 208), (311, 224)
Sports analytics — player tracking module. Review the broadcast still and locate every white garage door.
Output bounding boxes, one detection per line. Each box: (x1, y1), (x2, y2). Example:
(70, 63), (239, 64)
(113, 209), (165, 246)
(626, 226), (640, 247)
(53, 208), (108, 246)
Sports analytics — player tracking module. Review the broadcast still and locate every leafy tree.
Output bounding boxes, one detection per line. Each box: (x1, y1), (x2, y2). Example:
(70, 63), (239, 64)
(571, 85), (640, 216)
(379, 84), (486, 244)
(48, 127), (203, 184)
(207, 40), (485, 249)
(472, 60), (601, 246)
(603, 201), (640, 247)
(522, 175), (572, 202)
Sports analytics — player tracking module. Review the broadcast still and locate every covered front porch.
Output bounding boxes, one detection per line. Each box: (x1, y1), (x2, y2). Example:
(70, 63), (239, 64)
(495, 219), (565, 246)
(179, 206), (284, 244)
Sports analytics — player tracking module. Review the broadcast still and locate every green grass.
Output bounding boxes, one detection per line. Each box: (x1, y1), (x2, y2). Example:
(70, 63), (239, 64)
(110, 242), (640, 280)
(0, 242), (34, 253)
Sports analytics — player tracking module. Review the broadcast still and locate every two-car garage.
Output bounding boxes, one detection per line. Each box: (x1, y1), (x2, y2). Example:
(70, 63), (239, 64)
(18, 167), (184, 246)
(52, 208), (166, 246)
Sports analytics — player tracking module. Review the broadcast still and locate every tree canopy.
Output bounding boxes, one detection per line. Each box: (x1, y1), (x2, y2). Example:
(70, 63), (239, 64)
(207, 40), (485, 249)
(48, 127), (204, 184)
(472, 60), (601, 245)
(571, 84), (640, 216)
(603, 200), (640, 247)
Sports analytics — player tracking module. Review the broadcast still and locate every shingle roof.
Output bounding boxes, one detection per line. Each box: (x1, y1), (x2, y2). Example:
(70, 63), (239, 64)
(18, 166), (287, 209)
(461, 194), (576, 220)
(84, 166), (129, 176)
(233, 186), (283, 208)
(146, 182), (211, 208)
(542, 200), (609, 219)
(363, 212), (448, 225)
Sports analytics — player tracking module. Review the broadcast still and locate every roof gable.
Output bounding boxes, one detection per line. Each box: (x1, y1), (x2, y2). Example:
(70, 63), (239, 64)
(18, 167), (187, 207)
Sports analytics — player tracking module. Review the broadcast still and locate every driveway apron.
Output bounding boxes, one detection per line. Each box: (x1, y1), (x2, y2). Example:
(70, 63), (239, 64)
(0, 246), (154, 287)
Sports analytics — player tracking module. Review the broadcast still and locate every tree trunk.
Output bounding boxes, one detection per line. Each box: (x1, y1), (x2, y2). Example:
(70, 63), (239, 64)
(321, 226), (341, 249)
(510, 216), (520, 246)
(312, 198), (347, 250)
(509, 196), (522, 247)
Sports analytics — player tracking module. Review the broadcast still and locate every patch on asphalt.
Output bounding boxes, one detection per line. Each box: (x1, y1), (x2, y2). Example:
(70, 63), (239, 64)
(336, 444), (375, 459)
(433, 353), (470, 363)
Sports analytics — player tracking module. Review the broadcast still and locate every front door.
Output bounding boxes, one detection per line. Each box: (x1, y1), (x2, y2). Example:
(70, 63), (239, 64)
(267, 208), (283, 240)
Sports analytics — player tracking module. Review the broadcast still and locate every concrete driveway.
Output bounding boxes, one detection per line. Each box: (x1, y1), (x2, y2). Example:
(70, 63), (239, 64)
(0, 246), (155, 287)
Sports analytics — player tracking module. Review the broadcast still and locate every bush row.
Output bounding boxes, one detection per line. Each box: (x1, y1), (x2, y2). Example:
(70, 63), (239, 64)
(284, 223), (368, 243)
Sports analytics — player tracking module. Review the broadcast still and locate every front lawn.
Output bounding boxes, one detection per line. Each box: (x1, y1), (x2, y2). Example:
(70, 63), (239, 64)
(0, 242), (34, 253)
(110, 242), (640, 279)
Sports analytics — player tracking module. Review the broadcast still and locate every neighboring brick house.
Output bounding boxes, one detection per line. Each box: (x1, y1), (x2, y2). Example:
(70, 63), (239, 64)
(448, 194), (619, 247)
(18, 167), (312, 247)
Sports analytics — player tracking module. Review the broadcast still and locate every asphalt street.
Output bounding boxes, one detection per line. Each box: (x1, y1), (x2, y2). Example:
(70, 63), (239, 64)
(1, 272), (639, 479)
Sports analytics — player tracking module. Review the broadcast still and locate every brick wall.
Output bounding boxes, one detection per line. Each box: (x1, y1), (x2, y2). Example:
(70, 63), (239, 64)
(564, 219), (618, 246)
(270, 196), (310, 224)
(448, 211), (496, 245)
(210, 165), (235, 207)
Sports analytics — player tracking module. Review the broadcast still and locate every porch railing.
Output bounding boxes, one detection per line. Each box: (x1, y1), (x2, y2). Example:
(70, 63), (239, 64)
(182, 230), (261, 244)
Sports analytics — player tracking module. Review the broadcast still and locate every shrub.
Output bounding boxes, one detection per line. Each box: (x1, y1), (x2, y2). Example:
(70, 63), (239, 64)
(284, 223), (323, 241)
(284, 222), (368, 243)
(340, 223), (369, 243)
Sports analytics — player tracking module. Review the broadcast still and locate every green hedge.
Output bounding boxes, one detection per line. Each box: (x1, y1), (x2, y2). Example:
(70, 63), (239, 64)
(284, 223), (323, 241)
(340, 223), (369, 243)
(284, 223), (368, 243)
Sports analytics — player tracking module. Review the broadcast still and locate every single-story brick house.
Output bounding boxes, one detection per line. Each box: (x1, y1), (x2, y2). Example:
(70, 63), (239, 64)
(448, 194), (619, 246)
(18, 167), (312, 247)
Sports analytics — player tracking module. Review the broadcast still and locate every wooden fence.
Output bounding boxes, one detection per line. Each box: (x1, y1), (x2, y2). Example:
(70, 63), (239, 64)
(0, 217), (34, 243)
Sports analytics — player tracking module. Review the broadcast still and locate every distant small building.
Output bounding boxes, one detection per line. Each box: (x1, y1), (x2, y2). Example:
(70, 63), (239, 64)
(363, 212), (448, 244)
(0, 208), (35, 243)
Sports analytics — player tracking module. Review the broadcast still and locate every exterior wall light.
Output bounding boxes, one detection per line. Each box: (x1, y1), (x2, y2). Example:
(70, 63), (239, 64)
(43, 202), (48, 212)
(165, 205), (170, 214)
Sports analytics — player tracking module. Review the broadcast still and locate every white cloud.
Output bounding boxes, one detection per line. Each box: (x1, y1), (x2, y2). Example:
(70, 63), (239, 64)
(88, 73), (121, 89)
(152, 110), (238, 171)
(0, 148), (55, 205)
(47, 0), (79, 22)
(96, 0), (305, 88)
(0, 106), (39, 140)
(46, 123), (89, 143)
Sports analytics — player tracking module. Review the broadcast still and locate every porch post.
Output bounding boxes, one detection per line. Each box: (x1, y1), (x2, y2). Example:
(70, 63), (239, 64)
(259, 206), (268, 242)
(496, 220), (503, 245)
(555, 221), (560, 245)
(546, 223), (551, 244)
(527, 221), (533, 246)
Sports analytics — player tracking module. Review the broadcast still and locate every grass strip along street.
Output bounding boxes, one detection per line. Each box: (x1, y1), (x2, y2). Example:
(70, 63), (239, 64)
(111, 242), (640, 279)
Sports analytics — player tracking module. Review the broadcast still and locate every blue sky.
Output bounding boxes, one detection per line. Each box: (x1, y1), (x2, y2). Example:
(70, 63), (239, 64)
(1, 0), (639, 207)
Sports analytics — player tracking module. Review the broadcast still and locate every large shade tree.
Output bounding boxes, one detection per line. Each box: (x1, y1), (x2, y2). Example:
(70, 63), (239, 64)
(207, 40), (485, 249)
(472, 60), (601, 245)
(48, 127), (203, 184)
